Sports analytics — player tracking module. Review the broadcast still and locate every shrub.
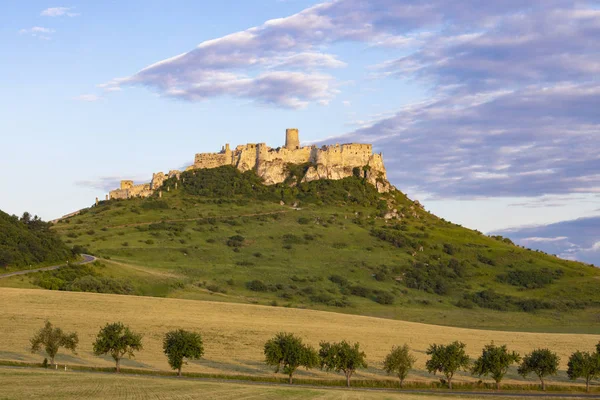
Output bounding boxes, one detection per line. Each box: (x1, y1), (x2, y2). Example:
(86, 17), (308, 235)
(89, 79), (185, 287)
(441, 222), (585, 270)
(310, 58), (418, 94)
(227, 235), (245, 247)
(246, 280), (268, 292)
(375, 292), (395, 305)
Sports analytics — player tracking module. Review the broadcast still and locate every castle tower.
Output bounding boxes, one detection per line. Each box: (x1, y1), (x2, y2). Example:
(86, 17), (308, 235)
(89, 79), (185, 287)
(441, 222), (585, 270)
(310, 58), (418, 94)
(285, 128), (300, 149)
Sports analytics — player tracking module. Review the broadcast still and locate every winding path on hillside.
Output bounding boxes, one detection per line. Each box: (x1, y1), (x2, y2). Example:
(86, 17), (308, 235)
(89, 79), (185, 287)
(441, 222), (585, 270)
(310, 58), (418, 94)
(0, 254), (96, 279)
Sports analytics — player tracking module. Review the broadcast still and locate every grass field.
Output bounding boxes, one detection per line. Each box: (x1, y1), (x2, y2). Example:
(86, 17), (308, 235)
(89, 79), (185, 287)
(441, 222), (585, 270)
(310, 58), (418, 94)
(1, 368), (577, 400)
(1, 288), (598, 389)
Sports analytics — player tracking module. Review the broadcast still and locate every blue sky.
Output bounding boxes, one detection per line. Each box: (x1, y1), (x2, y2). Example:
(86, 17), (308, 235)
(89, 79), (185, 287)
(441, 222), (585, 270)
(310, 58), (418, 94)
(1, 1), (599, 261)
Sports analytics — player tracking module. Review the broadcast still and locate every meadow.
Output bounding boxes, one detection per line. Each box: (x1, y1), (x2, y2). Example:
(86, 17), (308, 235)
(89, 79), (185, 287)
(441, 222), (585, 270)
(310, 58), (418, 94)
(1, 287), (598, 390)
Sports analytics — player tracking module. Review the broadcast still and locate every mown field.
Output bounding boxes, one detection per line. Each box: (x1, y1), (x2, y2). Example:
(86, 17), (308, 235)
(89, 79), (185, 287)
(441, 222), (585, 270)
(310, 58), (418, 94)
(1, 368), (571, 400)
(1, 288), (599, 390)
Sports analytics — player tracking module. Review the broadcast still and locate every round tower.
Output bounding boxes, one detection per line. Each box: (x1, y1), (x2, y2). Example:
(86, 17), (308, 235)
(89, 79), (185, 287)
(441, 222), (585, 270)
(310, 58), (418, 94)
(285, 128), (300, 149)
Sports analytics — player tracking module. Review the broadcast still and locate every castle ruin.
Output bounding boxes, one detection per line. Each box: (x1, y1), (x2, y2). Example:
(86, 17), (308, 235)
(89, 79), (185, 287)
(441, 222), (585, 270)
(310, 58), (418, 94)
(108, 129), (390, 200)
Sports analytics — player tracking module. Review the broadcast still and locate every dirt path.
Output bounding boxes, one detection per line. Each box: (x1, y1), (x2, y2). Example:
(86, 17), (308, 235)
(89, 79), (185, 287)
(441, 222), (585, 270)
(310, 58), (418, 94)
(0, 254), (96, 280)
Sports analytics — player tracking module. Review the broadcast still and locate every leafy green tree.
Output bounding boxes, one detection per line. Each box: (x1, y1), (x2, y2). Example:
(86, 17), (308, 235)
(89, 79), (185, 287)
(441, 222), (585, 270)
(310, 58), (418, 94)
(163, 329), (204, 377)
(518, 348), (559, 391)
(92, 322), (143, 373)
(319, 340), (367, 387)
(567, 350), (600, 392)
(383, 344), (416, 388)
(30, 321), (78, 365)
(264, 332), (318, 384)
(471, 343), (520, 390)
(425, 341), (470, 389)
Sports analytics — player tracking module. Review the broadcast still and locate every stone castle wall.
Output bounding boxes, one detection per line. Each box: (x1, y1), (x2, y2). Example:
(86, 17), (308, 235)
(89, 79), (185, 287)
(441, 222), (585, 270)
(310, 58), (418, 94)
(108, 128), (390, 200)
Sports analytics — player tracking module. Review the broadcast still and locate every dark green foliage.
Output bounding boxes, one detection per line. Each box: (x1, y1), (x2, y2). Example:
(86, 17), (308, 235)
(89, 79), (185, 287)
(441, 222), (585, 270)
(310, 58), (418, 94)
(471, 343), (520, 389)
(374, 291), (395, 305)
(370, 228), (414, 249)
(92, 322), (143, 373)
(383, 344), (416, 388)
(309, 293), (352, 308)
(328, 275), (348, 287)
(464, 289), (553, 312)
(0, 210), (74, 269)
(497, 268), (563, 289)
(403, 262), (454, 295)
(443, 243), (455, 255)
(425, 341), (470, 389)
(297, 217), (311, 225)
(30, 321), (78, 365)
(32, 264), (133, 295)
(319, 341), (367, 387)
(246, 280), (268, 292)
(349, 285), (371, 298)
(227, 235), (245, 247)
(264, 332), (319, 384)
(163, 329), (204, 376)
(518, 348), (560, 390)
(567, 350), (600, 392)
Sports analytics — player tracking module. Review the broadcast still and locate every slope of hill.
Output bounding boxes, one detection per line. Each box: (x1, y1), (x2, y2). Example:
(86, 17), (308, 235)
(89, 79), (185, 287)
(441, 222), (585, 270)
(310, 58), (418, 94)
(0, 210), (76, 271)
(38, 166), (600, 331)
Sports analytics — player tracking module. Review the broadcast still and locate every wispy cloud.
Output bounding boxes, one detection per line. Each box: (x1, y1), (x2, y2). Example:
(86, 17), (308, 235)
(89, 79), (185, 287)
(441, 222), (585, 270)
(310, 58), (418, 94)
(41, 7), (80, 17)
(19, 26), (54, 39)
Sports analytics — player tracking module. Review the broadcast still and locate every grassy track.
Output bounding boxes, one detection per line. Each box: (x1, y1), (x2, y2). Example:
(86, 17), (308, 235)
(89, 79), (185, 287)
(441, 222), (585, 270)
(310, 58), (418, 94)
(0, 368), (585, 400)
(1, 288), (598, 388)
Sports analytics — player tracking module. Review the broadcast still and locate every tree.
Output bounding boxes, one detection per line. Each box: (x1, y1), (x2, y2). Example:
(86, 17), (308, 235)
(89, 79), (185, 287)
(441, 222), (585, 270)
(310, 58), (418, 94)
(319, 340), (367, 387)
(518, 348), (560, 391)
(425, 341), (470, 389)
(567, 350), (600, 392)
(383, 344), (416, 388)
(264, 332), (319, 384)
(30, 321), (78, 365)
(92, 322), (143, 373)
(471, 343), (520, 390)
(163, 329), (204, 377)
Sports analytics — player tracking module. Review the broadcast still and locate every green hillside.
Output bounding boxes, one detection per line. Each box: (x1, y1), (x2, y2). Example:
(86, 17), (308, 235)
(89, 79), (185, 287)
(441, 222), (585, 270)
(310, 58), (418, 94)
(0, 211), (76, 271)
(33, 166), (600, 332)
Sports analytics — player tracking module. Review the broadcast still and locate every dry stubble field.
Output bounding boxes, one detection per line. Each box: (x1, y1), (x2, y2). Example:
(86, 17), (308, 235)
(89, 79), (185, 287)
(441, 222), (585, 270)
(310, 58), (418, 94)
(0, 368), (564, 400)
(0, 287), (598, 386)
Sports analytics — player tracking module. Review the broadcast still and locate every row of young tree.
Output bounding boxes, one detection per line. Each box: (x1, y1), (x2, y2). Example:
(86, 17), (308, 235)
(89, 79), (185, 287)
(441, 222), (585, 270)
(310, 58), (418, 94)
(30, 322), (600, 392)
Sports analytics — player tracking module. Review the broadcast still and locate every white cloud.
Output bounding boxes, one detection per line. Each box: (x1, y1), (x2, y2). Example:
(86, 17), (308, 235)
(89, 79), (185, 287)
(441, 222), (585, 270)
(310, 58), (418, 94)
(19, 26), (55, 39)
(41, 7), (80, 17)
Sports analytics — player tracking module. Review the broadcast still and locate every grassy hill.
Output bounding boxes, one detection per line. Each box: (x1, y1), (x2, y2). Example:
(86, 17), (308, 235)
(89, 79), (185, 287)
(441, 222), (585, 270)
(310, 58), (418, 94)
(21, 165), (600, 332)
(0, 210), (76, 271)
(1, 288), (597, 387)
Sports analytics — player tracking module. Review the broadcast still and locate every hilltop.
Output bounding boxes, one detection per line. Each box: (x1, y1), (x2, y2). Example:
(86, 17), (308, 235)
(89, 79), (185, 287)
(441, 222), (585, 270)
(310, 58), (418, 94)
(21, 165), (598, 332)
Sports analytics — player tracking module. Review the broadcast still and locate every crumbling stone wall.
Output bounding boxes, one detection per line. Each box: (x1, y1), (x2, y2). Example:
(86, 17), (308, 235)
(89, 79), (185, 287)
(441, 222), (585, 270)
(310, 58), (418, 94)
(105, 128), (391, 200)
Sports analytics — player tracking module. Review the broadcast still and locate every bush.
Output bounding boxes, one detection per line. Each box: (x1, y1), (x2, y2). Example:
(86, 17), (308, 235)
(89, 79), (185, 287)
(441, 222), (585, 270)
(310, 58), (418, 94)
(227, 235), (245, 247)
(246, 280), (268, 292)
(298, 217), (311, 225)
(496, 269), (563, 289)
(375, 292), (395, 305)
(329, 275), (349, 287)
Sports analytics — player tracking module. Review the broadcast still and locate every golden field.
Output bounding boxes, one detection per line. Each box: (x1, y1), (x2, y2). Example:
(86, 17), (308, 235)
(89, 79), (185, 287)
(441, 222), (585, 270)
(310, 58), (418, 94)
(0, 368), (560, 400)
(0, 287), (597, 386)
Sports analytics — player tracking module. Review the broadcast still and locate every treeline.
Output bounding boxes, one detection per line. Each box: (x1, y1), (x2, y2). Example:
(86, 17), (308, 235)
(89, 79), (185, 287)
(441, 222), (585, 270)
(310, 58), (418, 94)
(30, 322), (600, 392)
(0, 210), (75, 269)
(160, 165), (383, 207)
